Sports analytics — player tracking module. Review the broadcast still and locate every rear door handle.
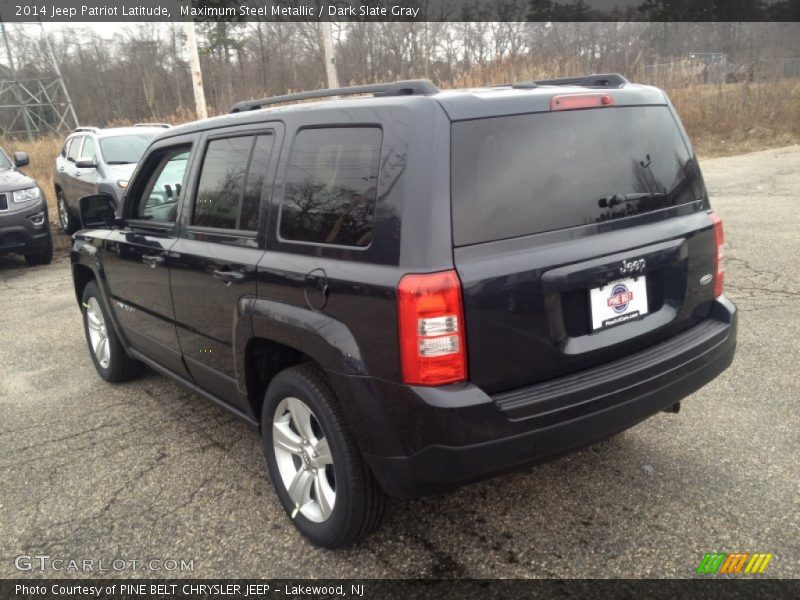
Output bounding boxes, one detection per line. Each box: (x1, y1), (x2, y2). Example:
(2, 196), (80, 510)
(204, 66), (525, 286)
(142, 254), (165, 268)
(213, 268), (245, 285)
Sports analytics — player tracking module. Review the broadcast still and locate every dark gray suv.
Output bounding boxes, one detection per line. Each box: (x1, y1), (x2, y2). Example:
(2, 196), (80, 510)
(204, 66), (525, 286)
(54, 124), (170, 233)
(0, 147), (52, 265)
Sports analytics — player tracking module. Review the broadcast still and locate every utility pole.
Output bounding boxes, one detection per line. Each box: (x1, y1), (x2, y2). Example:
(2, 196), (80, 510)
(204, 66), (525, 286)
(320, 22), (339, 89)
(184, 21), (207, 119)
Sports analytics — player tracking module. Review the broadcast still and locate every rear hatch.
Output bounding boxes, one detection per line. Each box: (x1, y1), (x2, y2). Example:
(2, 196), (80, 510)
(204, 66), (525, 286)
(449, 90), (719, 394)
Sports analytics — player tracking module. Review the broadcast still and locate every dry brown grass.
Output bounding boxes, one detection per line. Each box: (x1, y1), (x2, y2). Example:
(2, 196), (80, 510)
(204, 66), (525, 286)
(3, 76), (797, 225)
(670, 79), (800, 157)
(2, 136), (63, 220)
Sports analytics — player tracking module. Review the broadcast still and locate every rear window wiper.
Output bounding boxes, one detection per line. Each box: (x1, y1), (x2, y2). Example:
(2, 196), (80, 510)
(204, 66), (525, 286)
(598, 192), (666, 208)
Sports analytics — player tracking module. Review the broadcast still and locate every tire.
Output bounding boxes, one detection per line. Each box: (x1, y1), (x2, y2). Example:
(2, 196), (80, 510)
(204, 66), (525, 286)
(81, 280), (143, 382)
(25, 232), (53, 266)
(261, 364), (385, 548)
(57, 189), (79, 234)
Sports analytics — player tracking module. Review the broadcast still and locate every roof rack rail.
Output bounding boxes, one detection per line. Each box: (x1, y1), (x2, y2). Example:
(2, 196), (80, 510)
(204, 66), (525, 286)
(534, 73), (629, 88)
(74, 126), (100, 133)
(134, 122), (172, 128)
(230, 79), (440, 113)
(491, 82), (539, 90)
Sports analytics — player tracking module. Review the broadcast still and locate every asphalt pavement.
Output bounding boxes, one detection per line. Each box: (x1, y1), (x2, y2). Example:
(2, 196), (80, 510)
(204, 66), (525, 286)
(1, 146), (798, 579)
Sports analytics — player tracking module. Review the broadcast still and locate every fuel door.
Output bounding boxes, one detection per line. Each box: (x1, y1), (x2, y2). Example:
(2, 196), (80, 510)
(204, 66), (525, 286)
(304, 268), (329, 311)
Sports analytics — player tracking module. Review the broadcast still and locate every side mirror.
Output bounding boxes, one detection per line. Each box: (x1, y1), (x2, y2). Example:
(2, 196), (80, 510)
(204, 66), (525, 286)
(79, 194), (118, 229)
(75, 157), (97, 169)
(13, 152), (29, 167)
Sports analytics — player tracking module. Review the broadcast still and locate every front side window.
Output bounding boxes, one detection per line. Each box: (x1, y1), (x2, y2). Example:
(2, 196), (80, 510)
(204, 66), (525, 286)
(67, 137), (83, 162)
(279, 127), (382, 247)
(135, 148), (190, 222)
(0, 150), (11, 171)
(192, 134), (273, 231)
(81, 137), (97, 163)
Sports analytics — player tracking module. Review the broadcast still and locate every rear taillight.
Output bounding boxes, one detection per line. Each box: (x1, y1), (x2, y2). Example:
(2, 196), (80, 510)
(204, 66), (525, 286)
(550, 93), (615, 111)
(709, 211), (725, 297)
(398, 270), (467, 386)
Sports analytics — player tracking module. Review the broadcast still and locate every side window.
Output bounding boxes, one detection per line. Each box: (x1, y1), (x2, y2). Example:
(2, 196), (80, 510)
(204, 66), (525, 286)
(81, 137), (97, 162)
(279, 127), (381, 247)
(192, 134), (273, 231)
(192, 137), (251, 230)
(134, 147), (190, 222)
(240, 135), (273, 231)
(61, 139), (72, 158)
(67, 137), (83, 162)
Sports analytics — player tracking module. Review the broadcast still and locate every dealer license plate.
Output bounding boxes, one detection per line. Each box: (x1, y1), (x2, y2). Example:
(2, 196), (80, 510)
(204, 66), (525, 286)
(589, 276), (649, 331)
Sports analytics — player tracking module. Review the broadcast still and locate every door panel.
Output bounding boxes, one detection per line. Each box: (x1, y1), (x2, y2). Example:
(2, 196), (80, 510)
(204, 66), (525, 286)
(64, 136), (83, 210)
(170, 236), (262, 406)
(100, 139), (196, 379)
(102, 227), (187, 377)
(72, 136), (99, 201)
(169, 131), (276, 409)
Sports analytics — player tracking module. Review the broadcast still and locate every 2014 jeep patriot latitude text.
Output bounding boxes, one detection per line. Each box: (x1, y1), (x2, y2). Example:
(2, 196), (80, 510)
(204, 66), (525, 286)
(71, 75), (737, 548)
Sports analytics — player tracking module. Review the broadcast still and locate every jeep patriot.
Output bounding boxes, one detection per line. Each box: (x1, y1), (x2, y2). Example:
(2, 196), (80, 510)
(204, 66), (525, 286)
(71, 75), (737, 547)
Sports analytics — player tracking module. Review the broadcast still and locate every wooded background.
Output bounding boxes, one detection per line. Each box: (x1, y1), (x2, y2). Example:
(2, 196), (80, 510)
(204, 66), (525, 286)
(4, 21), (800, 124)
(3, 18), (799, 224)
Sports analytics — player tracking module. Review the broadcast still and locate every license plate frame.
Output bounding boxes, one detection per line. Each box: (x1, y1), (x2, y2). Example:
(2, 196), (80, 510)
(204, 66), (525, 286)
(589, 276), (649, 331)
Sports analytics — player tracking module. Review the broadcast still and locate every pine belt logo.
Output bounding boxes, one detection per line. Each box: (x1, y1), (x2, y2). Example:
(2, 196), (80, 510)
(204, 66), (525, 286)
(607, 283), (634, 313)
(696, 552), (774, 575)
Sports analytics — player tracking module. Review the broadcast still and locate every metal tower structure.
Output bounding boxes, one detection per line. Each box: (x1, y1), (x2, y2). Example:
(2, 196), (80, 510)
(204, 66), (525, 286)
(0, 21), (79, 140)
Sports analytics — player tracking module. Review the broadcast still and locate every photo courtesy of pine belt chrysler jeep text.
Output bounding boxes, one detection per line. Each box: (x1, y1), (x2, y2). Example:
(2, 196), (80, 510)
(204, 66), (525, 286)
(70, 74), (737, 548)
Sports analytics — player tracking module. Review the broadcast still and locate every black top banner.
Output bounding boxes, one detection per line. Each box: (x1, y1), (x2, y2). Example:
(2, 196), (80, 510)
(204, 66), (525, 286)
(3, 579), (800, 600)
(1, 0), (800, 22)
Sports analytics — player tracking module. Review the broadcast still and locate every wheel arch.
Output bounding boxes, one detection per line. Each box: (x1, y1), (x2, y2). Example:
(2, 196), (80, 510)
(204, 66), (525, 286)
(244, 337), (311, 423)
(72, 262), (95, 306)
(243, 299), (370, 440)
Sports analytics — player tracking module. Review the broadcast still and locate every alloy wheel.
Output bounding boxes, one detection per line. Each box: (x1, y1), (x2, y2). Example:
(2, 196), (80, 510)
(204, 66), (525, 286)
(85, 297), (110, 369)
(272, 396), (336, 523)
(58, 197), (69, 230)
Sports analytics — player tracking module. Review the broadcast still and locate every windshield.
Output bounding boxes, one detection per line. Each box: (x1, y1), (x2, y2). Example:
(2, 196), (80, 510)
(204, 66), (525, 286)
(451, 106), (704, 246)
(0, 150), (11, 171)
(99, 134), (154, 165)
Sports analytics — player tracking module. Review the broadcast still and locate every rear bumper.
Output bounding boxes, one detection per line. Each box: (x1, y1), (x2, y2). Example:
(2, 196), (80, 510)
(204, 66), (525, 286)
(330, 296), (737, 498)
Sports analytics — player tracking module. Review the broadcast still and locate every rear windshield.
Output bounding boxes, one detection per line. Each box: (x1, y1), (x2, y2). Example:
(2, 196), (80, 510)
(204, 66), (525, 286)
(99, 134), (154, 165)
(451, 106), (703, 246)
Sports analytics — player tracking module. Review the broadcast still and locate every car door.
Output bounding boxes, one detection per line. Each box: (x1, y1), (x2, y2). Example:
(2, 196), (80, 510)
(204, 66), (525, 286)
(55, 137), (73, 192)
(63, 135), (84, 210)
(72, 135), (101, 201)
(169, 126), (280, 408)
(101, 136), (196, 378)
